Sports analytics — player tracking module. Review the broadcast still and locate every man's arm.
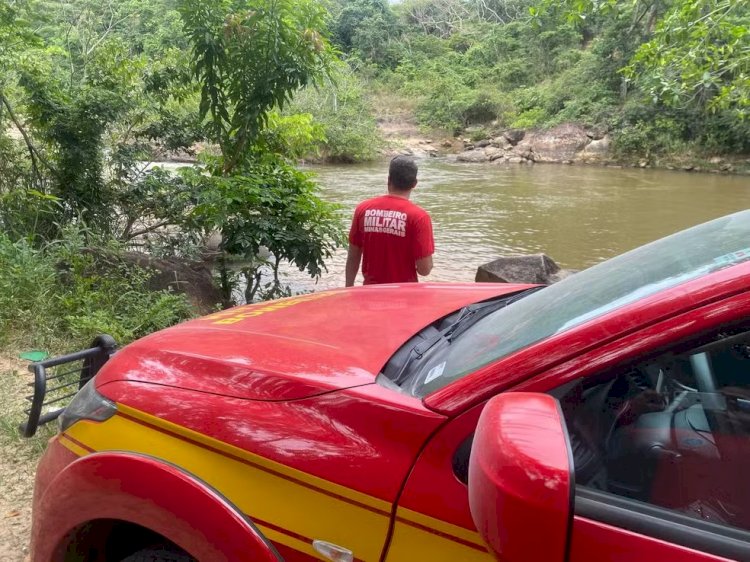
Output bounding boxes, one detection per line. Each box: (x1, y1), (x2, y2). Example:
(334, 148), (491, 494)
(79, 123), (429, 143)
(416, 255), (433, 277)
(413, 213), (435, 278)
(345, 244), (363, 287)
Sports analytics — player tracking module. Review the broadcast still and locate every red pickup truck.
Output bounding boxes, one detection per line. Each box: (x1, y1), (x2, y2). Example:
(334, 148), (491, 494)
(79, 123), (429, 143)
(24, 210), (750, 561)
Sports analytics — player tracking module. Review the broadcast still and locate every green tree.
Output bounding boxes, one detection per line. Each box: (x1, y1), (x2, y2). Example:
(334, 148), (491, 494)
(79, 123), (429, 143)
(1, 0), (203, 238)
(287, 62), (382, 162)
(0, 1), (48, 190)
(541, 0), (749, 152)
(178, 0), (345, 301)
(330, 0), (402, 66)
(19, 39), (140, 230)
(179, 0), (332, 173)
(626, 0), (749, 117)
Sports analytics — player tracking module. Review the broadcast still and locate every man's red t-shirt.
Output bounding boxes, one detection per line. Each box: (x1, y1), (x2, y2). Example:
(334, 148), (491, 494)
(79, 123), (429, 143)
(349, 194), (434, 285)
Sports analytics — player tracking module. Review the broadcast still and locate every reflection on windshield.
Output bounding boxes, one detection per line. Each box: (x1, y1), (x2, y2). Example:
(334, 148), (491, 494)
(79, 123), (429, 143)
(412, 211), (750, 397)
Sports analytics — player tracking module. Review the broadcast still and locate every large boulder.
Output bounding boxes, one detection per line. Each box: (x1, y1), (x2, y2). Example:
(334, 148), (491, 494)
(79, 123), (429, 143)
(526, 124), (590, 163)
(475, 254), (577, 284)
(71, 249), (224, 313)
(577, 135), (611, 163)
(586, 126), (609, 141)
(503, 129), (526, 145)
(484, 146), (505, 161)
(491, 136), (513, 149)
(457, 150), (490, 163)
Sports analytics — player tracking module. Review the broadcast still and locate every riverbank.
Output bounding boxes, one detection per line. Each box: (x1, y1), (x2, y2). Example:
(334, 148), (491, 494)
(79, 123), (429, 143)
(137, 110), (750, 176)
(378, 120), (750, 176)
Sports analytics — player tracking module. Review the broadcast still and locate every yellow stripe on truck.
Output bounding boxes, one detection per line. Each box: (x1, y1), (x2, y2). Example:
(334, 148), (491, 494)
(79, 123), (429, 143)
(66, 410), (389, 562)
(396, 507), (488, 549)
(117, 404), (391, 513)
(63, 403), (492, 562)
(387, 508), (494, 562)
(58, 433), (90, 457)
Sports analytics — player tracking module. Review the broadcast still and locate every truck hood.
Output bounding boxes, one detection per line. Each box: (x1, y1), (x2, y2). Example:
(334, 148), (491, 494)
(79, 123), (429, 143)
(96, 283), (531, 401)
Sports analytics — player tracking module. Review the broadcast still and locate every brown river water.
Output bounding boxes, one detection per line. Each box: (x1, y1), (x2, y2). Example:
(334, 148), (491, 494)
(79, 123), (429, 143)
(276, 159), (750, 293)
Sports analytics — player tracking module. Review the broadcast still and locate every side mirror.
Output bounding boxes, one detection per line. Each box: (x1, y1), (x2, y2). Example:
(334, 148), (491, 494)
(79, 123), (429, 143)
(469, 393), (573, 562)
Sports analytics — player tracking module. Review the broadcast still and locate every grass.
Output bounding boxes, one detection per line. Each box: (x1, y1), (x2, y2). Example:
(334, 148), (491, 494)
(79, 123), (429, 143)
(0, 365), (57, 460)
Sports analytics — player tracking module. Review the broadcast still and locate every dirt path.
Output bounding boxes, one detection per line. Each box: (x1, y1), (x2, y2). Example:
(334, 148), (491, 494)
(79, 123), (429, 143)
(371, 91), (458, 158)
(378, 119), (457, 158)
(0, 354), (46, 562)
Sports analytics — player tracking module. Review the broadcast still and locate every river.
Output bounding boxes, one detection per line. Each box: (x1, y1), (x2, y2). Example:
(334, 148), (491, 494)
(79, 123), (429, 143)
(280, 160), (750, 292)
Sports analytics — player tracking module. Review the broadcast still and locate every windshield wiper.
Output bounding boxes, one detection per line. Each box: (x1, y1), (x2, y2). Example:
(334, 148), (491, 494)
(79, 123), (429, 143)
(440, 286), (546, 344)
(391, 287), (544, 385)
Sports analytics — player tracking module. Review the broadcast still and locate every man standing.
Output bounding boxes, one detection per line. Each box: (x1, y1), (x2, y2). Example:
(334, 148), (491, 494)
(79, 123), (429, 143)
(345, 156), (434, 286)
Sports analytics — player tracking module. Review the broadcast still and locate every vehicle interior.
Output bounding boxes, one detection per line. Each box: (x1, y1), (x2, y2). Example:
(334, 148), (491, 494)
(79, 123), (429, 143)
(561, 324), (750, 532)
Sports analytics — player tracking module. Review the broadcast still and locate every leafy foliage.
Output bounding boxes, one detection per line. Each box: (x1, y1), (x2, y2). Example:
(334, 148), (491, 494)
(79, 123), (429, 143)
(626, 0), (749, 117)
(0, 0), (349, 358)
(182, 155), (345, 301)
(0, 0), (203, 239)
(327, 0), (748, 156)
(18, 39), (139, 230)
(176, 0), (346, 301)
(0, 230), (196, 350)
(179, 0), (333, 173)
(539, 0), (749, 152)
(330, 0), (402, 66)
(287, 62), (381, 162)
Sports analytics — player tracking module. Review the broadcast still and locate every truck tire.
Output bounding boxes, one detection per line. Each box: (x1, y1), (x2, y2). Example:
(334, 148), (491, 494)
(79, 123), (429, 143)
(121, 544), (195, 562)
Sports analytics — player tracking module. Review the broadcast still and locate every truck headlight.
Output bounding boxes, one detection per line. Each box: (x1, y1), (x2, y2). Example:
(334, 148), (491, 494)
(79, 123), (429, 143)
(58, 380), (117, 432)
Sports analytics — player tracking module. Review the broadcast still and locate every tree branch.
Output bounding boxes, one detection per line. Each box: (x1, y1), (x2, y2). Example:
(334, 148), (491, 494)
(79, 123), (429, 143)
(85, 12), (131, 57)
(0, 93), (57, 179)
(119, 214), (138, 240)
(126, 219), (174, 239)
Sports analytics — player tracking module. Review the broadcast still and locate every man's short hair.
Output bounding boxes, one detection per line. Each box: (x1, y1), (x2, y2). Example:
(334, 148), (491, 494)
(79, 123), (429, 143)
(388, 155), (418, 191)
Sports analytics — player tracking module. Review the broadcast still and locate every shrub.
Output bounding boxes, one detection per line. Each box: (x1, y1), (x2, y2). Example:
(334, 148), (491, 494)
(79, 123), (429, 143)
(183, 155), (345, 303)
(611, 115), (688, 159)
(469, 127), (489, 142)
(287, 64), (382, 162)
(410, 68), (509, 133)
(0, 229), (196, 351)
(510, 107), (547, 129)
(0, 235), (59, 347)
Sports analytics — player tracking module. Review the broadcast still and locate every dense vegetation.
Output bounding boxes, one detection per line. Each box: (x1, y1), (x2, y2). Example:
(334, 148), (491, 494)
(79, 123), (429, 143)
(0, 0), (345, 350)
(328, 0), (749, 159)
(0, 0), (747, 352)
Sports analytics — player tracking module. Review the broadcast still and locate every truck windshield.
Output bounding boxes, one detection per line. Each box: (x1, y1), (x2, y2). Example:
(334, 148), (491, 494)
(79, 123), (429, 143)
(406, 210), (750, 397)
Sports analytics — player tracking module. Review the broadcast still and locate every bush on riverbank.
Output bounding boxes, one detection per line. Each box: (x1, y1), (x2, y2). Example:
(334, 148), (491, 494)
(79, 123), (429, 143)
(286, 63), (383, 162)
(0, 230), (197, 352)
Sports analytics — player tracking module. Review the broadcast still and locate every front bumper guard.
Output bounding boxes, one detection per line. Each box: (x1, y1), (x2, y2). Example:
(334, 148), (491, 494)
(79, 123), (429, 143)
(20, 334), (117, 438)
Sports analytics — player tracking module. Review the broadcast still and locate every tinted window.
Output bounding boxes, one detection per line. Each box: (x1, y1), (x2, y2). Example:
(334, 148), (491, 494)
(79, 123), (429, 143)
(412, 211), (750, 396)
(561, 327), (750, 533)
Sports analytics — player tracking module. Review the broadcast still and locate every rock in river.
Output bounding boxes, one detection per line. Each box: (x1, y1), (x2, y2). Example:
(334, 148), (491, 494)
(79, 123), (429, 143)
(578, 135), (611, 163)
(476, 254), (577, 284)
(484, 146), (505, 161)
(457, 150), (489, 163)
